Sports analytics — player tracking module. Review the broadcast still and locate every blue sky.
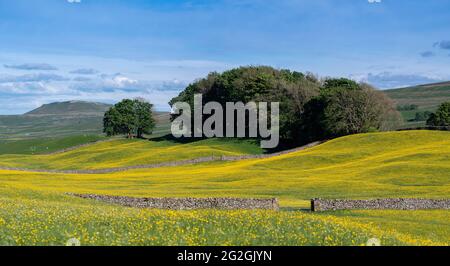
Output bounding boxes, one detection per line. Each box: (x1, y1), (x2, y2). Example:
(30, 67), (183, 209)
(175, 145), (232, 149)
(0, 0), (450, 114)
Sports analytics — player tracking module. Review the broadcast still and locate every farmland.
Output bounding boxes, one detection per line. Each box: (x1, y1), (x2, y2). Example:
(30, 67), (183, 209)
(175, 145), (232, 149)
(0, 130), (449, 245)
(385, 81), (450, 127)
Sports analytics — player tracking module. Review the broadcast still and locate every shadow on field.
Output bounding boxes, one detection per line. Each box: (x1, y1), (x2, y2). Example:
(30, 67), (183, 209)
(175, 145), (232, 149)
(147, 134), (308, 154)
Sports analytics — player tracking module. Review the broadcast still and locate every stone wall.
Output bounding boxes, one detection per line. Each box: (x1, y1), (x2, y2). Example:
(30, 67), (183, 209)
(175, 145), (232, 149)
(70, 194), (279, 210)
(311, 198), (450, 212)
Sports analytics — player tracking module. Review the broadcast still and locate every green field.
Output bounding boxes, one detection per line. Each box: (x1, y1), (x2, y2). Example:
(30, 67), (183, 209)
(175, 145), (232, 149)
(0, 101), (171, 140)
(0, 130), (449, 246)
(0, 135), (106, 155)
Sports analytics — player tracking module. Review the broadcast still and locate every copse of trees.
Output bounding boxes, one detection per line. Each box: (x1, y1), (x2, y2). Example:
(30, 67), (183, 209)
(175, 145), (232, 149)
(427, 102), (450, 127)
(169, 66), (321, 140)
(169, 66), (400, 145)
(103, 98), (155, 138)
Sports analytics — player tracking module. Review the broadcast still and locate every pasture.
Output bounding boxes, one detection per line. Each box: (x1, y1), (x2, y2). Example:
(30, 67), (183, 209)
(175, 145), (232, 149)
(0, 130), (449, 245)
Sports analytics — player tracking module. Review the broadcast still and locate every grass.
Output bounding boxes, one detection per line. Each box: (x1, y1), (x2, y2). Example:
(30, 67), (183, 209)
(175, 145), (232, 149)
(0, 130), (449, 245)
(0, 137), (263, 170)
(0, 107), (171, 140)
(385, 83), (450, 110)
(384, 82), (450, 128)
(330, 210), (450, 245)
(0, 115), (106, 140)
(0, 189), (440, 246)
(0, 135), (106, 155)
(1, 131), (447, 205)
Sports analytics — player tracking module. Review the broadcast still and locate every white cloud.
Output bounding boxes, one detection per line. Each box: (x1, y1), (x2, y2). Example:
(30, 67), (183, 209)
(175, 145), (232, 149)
(4, 63), (58, 71)
(0, 73), (69, 83)
(67, 0), (81, 3)
(70, 68), (99, 75)
(351, 72), (442, 89)
(368, 0), (382, 3)
(0, 52), (232, 114)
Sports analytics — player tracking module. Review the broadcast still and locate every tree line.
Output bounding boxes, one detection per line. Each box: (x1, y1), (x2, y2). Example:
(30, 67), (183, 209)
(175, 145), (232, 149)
(103, 66), (450, 142)
(169, 66), (401, 145)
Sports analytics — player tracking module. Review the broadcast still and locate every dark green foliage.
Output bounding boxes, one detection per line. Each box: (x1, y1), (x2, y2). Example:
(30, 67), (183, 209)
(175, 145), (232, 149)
(103, 99), (155, 138)
(322, 78), (360, 91)
(169, 67), (399, 144)
(397, 104), (419, 111)
(411, 111), (432, 122)
(301, 80), (399, 141)
(169, 66), (321, 140)
(134, 98), (156, 138)
(427, 102), (450, 126)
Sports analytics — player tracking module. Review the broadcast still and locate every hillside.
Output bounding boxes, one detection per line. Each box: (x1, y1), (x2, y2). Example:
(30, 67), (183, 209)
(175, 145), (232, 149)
(0, 101), (171, 140)
(0, 135), (105, 155)
(25, 101), (112, 116)
(384, 81), (450, 127)
(0, 138), (263, 169)
(0, 130), (449, 245)
(385, 81), (450, 109)
(1, 130), (449, 203)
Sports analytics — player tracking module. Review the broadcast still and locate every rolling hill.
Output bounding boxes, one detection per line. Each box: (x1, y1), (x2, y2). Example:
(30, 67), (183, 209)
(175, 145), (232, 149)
(25, 101), (112, 116)
(0, 138), (263, 169)
(385, 81), (450, 109)
(0, 135), (106, 155)
(0, 130), (449, 245)
(384, 81), (450, 127)
(1, 130), (449, 204)
(0, 101), (171, 140)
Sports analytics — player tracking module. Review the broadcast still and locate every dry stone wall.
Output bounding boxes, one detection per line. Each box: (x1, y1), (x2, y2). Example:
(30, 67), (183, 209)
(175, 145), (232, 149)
(70, 194), (279, 210)
(311, 198), (450, 211)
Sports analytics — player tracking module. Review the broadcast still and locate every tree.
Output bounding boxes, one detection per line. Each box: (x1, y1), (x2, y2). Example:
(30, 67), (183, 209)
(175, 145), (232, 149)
(170, 67), (400, 145)
(322, 78), (360, 91)
(169, 66), (321, 141)
(300, 80), (400, 141)
(103, 99), (155, 138)
(134, 98), (156, 138)
(413, 111), (431, 122)
(427, 102), (450, 126)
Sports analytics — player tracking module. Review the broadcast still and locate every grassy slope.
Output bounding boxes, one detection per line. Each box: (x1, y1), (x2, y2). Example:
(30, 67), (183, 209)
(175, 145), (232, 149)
(1, 131), (448, 204)
(0, 130), (449, 245)
(0, 115), (105, 140)
(0, 99), (171, 140)
(0, 113), (171, 140)
(385, 82), (450, 110)
(384, 82), (450, 127)
(1, 190), (428, 246)
(0, 138), (263, 170)
(0, 135), (106, 155)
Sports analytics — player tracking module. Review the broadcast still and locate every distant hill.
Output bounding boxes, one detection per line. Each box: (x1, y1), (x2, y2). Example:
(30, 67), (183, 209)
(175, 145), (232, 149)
(385, 81), (450, 110)
(0, 101), (171, 140)
(384, 81), (450, 127)
(26, 101), (112, 116)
